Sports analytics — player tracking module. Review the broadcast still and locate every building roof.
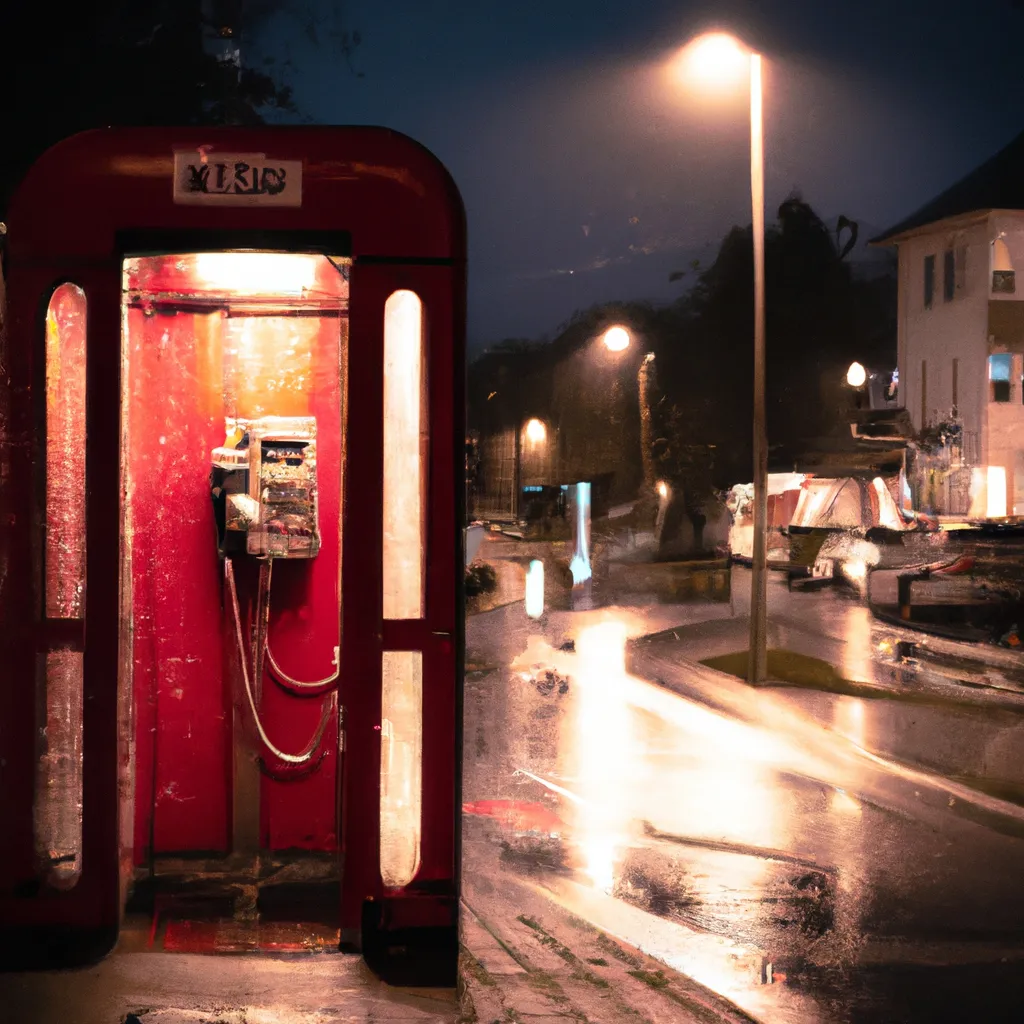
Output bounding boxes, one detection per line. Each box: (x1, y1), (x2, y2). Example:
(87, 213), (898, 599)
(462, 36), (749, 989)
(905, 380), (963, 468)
(871, 129), (1024, 244)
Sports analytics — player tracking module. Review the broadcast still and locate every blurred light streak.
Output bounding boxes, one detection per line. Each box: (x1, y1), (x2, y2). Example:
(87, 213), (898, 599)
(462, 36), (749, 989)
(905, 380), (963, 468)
(569, 482), (592, 584)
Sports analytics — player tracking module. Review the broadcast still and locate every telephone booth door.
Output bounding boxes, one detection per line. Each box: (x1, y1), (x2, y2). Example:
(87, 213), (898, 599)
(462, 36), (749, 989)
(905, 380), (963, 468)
(0, 127), (465, 965)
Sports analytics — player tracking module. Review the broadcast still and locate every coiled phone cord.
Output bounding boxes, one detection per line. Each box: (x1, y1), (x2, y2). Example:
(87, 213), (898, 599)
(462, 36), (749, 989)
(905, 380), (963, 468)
(261, 558), (341, 694)
(225, 556), (336, 765)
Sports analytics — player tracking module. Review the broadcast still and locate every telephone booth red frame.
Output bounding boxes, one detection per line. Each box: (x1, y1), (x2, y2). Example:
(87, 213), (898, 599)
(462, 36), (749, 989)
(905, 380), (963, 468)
(0, 127), (465, 963)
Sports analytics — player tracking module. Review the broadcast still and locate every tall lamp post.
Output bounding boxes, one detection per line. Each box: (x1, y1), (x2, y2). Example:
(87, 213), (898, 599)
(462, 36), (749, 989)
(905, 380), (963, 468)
(677, 32), (767, 684)
(600, 325), (657, 493)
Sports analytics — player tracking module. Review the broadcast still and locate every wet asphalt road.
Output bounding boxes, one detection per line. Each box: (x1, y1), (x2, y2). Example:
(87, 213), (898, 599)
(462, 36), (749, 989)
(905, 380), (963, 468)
(464, 573), (1024, 1022)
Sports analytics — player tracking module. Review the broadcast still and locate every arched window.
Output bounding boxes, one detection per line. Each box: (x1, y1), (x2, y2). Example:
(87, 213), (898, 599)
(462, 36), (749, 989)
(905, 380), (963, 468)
(36, 282), (87, 890)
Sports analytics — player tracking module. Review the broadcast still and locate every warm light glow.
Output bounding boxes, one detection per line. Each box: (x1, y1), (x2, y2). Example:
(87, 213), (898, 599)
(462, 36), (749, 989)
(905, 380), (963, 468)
(192, 251), (320, 295)
(602, 325), (631, 352)
(847, 361), (867, 388)
(45, 283), (87, 620)
(987, 465), (1008, 519)
(525, 559), (545, 618)
(524, 417), (547, 444)
(830, 788), (862, 816)
(992, 237), (1013, 274)
(380, 651), (423, 889)
(842, 559), (867, 583)
(675, 32), (750, 89)
(657, 480), (669, 500)
(383, 290), (426, 619)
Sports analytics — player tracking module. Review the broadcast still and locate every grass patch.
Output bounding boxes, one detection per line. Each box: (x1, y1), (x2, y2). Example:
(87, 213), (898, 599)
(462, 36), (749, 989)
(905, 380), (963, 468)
(702, 648), (1024, 713)
(628, 968), (670, 990)
(572, 969), (610, 989)
(586, 957), (609, 967)
(525, 969), (569, 1001)
(460, 947), (497, 988)
(516, 914), (578, 965)
(596, 933), (644, 968)
(627, 968), (748, 1024)
(703, 648), (854, 691)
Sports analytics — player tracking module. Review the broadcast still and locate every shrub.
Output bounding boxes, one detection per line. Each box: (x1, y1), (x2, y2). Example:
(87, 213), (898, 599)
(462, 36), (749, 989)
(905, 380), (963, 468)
(465, 562), (498, 598)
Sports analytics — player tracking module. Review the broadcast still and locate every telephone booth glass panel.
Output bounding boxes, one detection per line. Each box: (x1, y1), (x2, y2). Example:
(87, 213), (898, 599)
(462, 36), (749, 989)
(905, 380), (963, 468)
(379, 289), (428, 889)
(35, 282), (88, 891)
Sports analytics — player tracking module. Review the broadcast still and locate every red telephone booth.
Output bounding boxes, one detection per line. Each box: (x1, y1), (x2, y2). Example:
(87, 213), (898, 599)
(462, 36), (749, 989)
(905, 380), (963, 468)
(0, 127), (465, 966)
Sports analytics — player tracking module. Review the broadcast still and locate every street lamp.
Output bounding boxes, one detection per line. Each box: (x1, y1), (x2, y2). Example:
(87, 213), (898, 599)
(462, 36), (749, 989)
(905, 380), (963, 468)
(677, 31), (767, 684)
(600, 327), (658, 492)
(602, 325), (631, 352)
(846, 361), (867, 388)
(524, 417), (547, 445)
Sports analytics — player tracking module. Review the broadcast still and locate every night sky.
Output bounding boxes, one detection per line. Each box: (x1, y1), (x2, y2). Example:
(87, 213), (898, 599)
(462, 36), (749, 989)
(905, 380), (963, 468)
(252, 1), (1024, 352)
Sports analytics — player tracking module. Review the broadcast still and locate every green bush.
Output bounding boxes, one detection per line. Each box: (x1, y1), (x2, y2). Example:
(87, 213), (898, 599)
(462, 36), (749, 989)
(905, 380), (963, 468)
(465, 562), (498, 598)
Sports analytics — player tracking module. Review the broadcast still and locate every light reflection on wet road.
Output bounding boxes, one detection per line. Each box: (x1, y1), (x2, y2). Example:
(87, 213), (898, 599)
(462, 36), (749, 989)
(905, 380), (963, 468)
(465, 570), (1024, 1022)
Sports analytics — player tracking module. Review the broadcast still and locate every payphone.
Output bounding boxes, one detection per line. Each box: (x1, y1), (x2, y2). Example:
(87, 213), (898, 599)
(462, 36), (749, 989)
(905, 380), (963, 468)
(211, 415), (321, 560)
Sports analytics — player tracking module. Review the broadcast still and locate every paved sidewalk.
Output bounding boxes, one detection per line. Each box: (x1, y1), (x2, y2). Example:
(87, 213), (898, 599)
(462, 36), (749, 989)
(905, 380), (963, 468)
(458, 835), (768, 1024)
(0, 950), (458, 1024)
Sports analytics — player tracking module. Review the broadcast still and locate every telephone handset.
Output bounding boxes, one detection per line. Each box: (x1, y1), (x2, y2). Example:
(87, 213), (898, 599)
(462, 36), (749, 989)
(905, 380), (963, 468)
(211, 415), (321, 560)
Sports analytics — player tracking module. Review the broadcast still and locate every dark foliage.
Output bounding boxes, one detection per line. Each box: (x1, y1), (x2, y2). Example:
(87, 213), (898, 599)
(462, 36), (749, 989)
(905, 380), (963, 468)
(469, 197), (896, 497)
(0, 1), (359, 218)
(465, 563), (498, 598)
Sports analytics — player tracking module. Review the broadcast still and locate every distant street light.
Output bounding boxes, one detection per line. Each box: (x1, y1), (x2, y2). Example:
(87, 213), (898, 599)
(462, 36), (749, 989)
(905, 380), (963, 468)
(846, 361), (867, 388)
(600, 328), (657, 492)
(602, 325), (631, 352)
(524, 417), (547, 444)
(676, 30), (767, 684)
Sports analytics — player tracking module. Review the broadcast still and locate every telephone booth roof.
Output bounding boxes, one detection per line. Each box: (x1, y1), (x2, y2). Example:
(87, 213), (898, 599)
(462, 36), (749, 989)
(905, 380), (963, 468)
(7, 126), (466, 264)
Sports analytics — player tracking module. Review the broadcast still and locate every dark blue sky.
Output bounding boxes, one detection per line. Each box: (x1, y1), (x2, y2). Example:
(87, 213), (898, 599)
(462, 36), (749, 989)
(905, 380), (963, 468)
(253, 0), (1024, 352)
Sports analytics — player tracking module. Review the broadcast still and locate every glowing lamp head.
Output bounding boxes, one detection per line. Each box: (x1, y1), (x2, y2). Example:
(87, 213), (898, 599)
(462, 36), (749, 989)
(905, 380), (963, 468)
(677, 32), (750, 88)
(524, 418), (547, 444)
(656, 480), (669, 499)
(842, 559), (867, 584)
(602, 325), (631, 353)
(846, 361), (867, 388)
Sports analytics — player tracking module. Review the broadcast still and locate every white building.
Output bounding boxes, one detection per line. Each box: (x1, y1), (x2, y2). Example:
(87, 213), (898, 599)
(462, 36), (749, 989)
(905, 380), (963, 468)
(874, 131), (1024, 518)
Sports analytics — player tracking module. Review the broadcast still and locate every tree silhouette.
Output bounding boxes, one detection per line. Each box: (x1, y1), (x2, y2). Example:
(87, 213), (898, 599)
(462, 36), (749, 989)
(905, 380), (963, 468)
(656, 194), (896, 481)
(0, 1), (360, 217)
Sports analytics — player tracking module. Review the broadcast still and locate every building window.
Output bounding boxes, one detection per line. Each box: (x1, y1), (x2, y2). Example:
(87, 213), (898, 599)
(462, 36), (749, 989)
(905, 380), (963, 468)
(989, 353), (1012, 403)
(992, 238), (1016, 294)
(956, 245), (967, 292)
(943, 250), (955, 302)
(923, 254), (935, 309)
